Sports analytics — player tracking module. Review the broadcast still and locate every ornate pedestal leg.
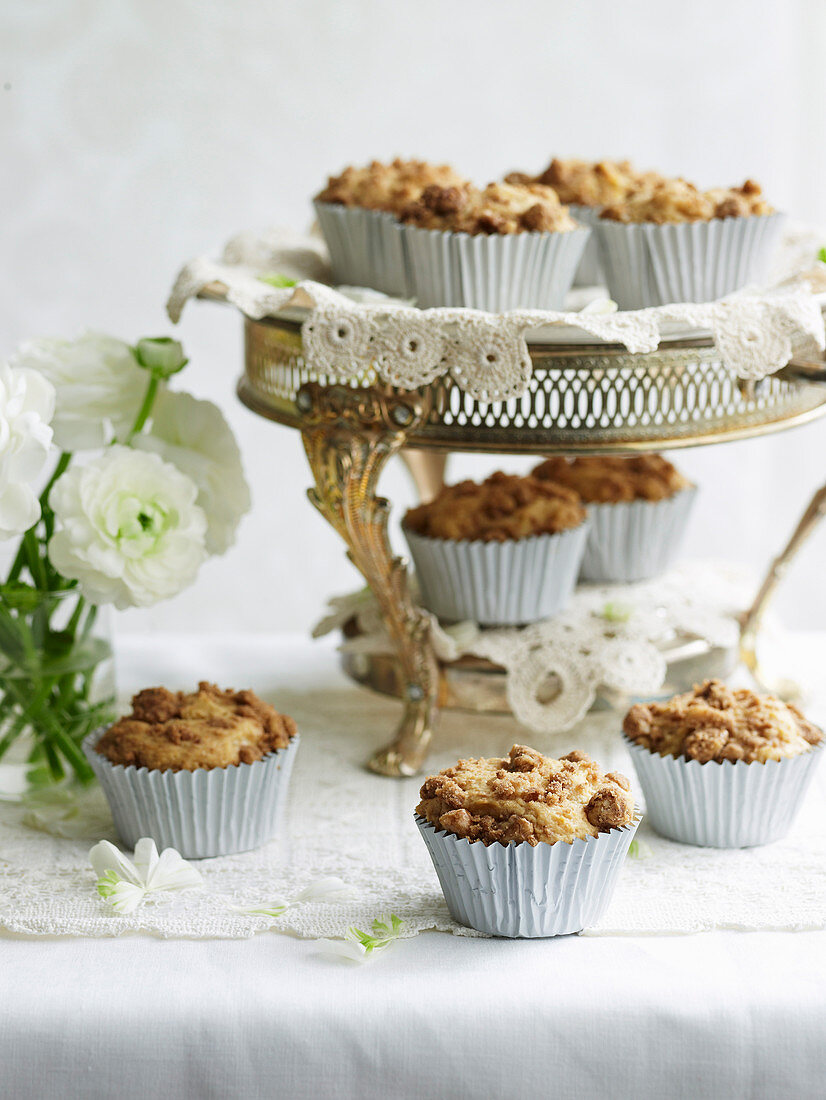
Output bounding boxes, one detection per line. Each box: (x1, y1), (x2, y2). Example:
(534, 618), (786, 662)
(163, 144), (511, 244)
(740, 482), (826, 698)
(298, 382), (439, 776)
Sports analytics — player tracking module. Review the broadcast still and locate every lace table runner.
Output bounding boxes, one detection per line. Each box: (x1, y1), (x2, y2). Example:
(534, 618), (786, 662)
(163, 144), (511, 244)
(1, 634), (824, 940)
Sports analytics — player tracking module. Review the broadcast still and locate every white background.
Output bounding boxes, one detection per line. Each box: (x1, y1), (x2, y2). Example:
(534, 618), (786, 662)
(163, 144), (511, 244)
(2, 0), (826, 636)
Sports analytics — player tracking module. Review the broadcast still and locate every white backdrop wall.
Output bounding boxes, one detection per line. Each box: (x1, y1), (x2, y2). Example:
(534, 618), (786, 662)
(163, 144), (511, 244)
(3, 0), (826, 635)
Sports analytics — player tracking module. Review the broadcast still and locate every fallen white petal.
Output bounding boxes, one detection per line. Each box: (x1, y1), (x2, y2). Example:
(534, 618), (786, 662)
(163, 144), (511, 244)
(89, 841), (143, 887)
(132, 838), (161, 883)
(295, 877), (354, 904)
(317, 938), (367, 963)
(144, 846), (204, 893)
(104, 880), (147, 915)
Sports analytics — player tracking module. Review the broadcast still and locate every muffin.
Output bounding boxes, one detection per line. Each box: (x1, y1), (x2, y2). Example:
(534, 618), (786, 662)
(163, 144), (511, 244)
(532, 454), (696, 582)
(415, 744), (640, 936)
(396, 180), (590, 310)
(506, 158), (652, 285)
(84, 683), (299, 858)
(402, 471), (589, 625)
(314, 158), (469, 295)
(594, 176), (784, 308)
(623, 679), (823, 847)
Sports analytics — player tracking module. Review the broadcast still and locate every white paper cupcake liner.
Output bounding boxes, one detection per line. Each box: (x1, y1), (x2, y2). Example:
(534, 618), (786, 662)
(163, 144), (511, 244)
(594, 212), (785, 309)
(416, 812), (640, 937)
(313, 201), (409, 295)
(400, 223), (590, 310)
(403, 521), (589, 626)
(83, 731), (300, 859)
(579, 487), (697, 583)
(568, 204), (604, 286)
(624, 735), (823, 848)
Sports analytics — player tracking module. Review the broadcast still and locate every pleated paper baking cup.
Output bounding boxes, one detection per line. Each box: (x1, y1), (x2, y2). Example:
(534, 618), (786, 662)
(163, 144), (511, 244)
(594, 212), (785, 309)
(313, 201), (408, 295)
(403, 521), (589, 626)
(579, 487), (697, 583)
(83, 732), (300, 859)
(624, 736), (823, 848)
(400, 223), (590, 310)
(415, 813), (640, 937)
(568, 204), (604, 286)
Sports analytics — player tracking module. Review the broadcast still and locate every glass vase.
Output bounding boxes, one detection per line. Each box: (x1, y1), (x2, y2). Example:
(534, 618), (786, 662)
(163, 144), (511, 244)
(0, 586), (115, 799)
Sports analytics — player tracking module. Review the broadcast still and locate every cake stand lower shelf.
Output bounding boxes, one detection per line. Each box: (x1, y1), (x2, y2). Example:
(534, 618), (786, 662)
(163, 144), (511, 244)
(339, 623), (738, 719)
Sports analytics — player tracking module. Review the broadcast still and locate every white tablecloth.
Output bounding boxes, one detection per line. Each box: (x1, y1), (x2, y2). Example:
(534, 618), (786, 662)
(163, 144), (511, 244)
(2, 633), (826, 1100)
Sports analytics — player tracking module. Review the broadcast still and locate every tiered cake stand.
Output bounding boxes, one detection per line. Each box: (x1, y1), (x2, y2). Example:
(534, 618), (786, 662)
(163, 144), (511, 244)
(202, 287), (826, 776)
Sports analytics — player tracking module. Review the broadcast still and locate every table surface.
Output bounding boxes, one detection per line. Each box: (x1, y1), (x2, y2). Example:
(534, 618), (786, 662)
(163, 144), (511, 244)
(2, 633), (825, 1100)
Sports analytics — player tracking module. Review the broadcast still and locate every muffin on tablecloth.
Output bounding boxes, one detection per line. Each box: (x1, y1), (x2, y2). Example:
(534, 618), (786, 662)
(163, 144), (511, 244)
(532, 454), (696, 583)
(623, 679), (823, 848)
(314, 158), (469, 295)
(594, 176), (784, 309)
(402, 470), (589, 626)
(506, 157), (653, 285)
(85, 682), (299, 858)
(415, 743), (640, 937)
(396, 179), (590, 310)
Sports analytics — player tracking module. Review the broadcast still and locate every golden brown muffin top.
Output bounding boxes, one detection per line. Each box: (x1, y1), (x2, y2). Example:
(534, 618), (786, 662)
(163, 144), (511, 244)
(404, 471), (586, 542)
(399, 180), (577, 235)
(601, 178), (773, 224)
(417, 744), (635, 846)
(315, 158), (468, 213)
(506, 158), (650, 207)
(623, 679), (822, 764)
(532, 454), (690, 504)
(95, 682), (296, 772)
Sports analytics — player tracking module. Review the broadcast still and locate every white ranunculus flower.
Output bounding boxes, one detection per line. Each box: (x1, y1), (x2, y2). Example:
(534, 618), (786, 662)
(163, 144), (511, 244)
(133, 390), (251, 554)
(0, 362), (55, 539)
(10, 331), (149, 451)
(48, 446), (207, 609)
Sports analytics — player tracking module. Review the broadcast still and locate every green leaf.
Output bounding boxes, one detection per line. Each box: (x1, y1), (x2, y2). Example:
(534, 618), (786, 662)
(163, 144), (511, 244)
(628, 839), (639, 858)
(258, 273), (297, 288)
(132, 336), (188, 378)
(818, 246), (826, 264)
(601, 601), (632, 623)
(0, 583), (42, 614)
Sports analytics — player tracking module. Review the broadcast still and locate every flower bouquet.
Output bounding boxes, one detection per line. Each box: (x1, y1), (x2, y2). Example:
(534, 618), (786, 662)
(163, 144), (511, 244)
(0, 332), (250, 789)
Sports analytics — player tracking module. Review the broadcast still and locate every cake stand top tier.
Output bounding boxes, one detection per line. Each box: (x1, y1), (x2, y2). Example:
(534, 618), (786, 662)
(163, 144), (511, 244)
(168, 229), (826, 454)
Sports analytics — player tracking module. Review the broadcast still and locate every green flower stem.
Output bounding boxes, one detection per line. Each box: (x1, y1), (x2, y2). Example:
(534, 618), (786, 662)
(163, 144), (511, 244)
(127, 374), (160, 440)
(5, 451), (71, 586)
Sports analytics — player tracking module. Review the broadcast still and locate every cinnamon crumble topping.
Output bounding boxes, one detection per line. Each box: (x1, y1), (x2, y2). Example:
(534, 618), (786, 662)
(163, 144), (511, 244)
(417, 744), (635, 845)
(623, 679), (822, 763)
(315, 158), (469, 213)
(399, 181), (577, 235)
(95, 682), (296, 771)
(532, 455), (690, 503)
(404, 471), (586, 542)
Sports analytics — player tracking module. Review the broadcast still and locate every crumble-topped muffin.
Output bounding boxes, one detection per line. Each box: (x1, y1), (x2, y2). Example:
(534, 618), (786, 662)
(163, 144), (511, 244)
(506, 158), (650, 208)
(404, 471), (586, 542)
(624, 679), (822, 764)
(399, 181), (578, 235)
(95, 682), (297, 772)
(315, 158), (468, 213)
(532, 455), (690, 504)
(601, 178), (773, 224)
(417, 744), (635, 845)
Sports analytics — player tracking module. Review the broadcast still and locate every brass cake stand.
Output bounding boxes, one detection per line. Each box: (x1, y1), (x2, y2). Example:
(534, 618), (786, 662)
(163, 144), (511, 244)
(203, 289), (826, 776)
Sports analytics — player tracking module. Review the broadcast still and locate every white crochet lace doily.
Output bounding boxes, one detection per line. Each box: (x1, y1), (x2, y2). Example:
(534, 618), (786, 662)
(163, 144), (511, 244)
(166, 226), (826, 401)
(2, 621), (825, 941)
(314, 561), (745, 734)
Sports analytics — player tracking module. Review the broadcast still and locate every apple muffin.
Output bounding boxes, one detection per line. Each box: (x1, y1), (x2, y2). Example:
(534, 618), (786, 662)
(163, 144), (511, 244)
(315, 158), (468, 214)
